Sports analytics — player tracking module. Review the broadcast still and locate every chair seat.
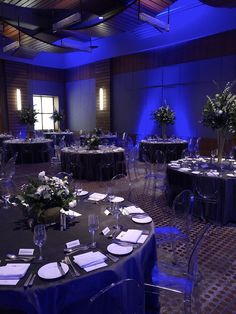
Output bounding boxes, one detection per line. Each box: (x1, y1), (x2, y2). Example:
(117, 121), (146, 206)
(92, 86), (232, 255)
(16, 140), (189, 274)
(151, 265), (193, 295)
(155, 226), (188, 240)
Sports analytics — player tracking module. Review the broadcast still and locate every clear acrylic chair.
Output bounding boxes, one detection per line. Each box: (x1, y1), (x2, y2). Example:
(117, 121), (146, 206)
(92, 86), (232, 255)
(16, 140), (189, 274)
(89, 278), (144, 314)
(0, 153), (18, 209)
(155, 189), (195, 264)
(110, 173), (132, 202)
(145, 223), (211, 314)
(125, 144), (139, 180)
(193, 175), (220, 223)
(142, 149), (166, 197)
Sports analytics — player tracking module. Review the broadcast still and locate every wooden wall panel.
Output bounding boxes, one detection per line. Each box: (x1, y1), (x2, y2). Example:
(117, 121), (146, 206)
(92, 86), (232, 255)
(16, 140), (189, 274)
(5, 61), (29, 135)
(2, 60), (65, 135)
(95, 60), (111, 131)
(0, 60), (8, 132)
(66, 64), (95, 81)
(112, 29), (236, 74)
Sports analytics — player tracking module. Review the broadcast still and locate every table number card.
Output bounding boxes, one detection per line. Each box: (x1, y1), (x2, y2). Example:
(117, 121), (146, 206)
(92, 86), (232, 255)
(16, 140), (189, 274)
(104, 209), (111, 216)
(66, 239), (80, 249)
(18, 249), (34, 256)
(101, 227), (110, 236)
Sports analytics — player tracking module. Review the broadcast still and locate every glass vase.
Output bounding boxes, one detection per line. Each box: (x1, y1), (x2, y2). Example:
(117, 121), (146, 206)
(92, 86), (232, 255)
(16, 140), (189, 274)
(216, 129), (226, 163)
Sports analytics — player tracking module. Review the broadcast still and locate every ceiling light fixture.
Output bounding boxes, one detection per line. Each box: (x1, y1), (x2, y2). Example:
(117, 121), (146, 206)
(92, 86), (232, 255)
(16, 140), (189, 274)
(52, 12), (81, 32)
(139, 12), (170, 32)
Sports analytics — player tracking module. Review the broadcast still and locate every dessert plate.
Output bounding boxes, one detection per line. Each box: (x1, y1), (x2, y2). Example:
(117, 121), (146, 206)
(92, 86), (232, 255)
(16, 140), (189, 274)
(38, 262), (69, 280)
(107, 243), (133, 256)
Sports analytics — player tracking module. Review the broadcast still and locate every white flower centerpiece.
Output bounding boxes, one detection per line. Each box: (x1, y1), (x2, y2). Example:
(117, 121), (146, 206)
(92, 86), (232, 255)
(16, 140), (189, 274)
(86, 135), (100, 150)
(201, 81), (236, 163)
(152, 104), (176, 139)
(16, 171), (76, 225)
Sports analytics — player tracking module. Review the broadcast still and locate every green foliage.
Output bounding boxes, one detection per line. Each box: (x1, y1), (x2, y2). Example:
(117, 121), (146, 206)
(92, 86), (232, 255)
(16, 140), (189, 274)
(152, 105), (175, 125)
(201, 81), (236, 133)
(19, 107), (38, 125)
(86, 135), (100, 150)
(51, 110), (64, 123)
(16, 172), (75, 223)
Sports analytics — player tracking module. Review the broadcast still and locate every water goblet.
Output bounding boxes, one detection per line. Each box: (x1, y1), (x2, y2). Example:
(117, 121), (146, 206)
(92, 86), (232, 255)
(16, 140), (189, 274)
(211, 149), (216, 163)
(88, 214), (99, 248)
(107, 187), (115, 211)
(33, 224), (47, 261)
(111, 203), (122, 231)
(74, 182), (83, 197)
(195, 150), (200, 159)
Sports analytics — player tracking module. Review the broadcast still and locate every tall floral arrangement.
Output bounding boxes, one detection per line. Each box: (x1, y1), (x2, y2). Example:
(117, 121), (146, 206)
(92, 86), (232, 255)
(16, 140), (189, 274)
(51, 110), (64, 123)
(16, 171), (75, 223)
(19, 107), (38, 138)
(152, 104), (175, 139)
(19, 107), (38, 125)
(201, 81), (236, 162)
(51, 110), (64, 131)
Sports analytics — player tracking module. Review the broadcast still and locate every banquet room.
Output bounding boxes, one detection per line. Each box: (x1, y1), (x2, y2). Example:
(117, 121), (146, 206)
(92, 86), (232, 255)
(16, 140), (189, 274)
(0, 0), (236, 313)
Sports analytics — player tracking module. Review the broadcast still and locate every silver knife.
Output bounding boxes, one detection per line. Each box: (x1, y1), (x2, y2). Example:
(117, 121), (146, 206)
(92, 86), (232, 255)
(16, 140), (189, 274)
(57, 262), (66, 276)
(28, 273), (36, 287)
(24, 272), (33, 288)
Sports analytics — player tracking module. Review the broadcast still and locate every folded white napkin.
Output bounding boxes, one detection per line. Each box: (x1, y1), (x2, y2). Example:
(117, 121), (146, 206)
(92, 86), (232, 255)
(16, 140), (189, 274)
(0, 263), (30, 280)
(179, 167), (191, 172)
(122, 206), (144, 215)
(88, 193), (107, 201)
(116, 229), (143, 243)
(206, 172), (219, 177)
(60, 209), (81, 217)
(73, 251), (107, 268)
(169, 163), (180, 168)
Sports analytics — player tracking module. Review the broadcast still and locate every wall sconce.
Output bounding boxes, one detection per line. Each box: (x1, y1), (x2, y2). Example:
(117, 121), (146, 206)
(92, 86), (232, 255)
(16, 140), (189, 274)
(16, 88), (22, 111)
(99, 87), (104, 110)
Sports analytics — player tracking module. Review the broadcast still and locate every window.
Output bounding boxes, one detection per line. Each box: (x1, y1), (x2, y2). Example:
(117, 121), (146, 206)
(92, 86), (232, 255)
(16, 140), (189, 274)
(33, 95), (59, 130)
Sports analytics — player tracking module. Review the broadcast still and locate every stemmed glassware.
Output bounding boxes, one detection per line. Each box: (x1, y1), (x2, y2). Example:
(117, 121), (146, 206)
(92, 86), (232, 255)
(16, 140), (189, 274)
(33, 224), (47, 261)
(211, 149), (216, 163)
(88, 214), (99, 248)
(229, 150), (234, 170)
(107, 187), (115, 211)
(111, 203), (122, 231)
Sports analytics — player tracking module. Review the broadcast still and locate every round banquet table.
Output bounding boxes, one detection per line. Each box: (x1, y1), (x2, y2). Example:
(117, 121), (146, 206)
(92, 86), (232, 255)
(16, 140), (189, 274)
(61, 146), (126, 181)
(139, 139), (188, 163)
(3, 139), (53, 164)
(0, 134), (13, 147)
(0, 198), (156, 314)
(44, 132), (74, 146)
(166, 157), (236, 225)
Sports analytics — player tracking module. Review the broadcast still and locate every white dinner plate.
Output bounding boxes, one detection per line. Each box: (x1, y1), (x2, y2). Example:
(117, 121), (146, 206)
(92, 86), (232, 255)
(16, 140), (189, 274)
(111, 197), (124, 203)
(132, 216), (153, 224)
(38, 262), (69, 280)
(79, 190), (89, 196)
(107, 243), (133, 256)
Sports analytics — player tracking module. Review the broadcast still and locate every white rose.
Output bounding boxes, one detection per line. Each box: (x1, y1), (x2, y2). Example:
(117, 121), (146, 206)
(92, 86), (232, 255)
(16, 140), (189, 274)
(38, 171), (46, 181)
(69, 200), (77, 208)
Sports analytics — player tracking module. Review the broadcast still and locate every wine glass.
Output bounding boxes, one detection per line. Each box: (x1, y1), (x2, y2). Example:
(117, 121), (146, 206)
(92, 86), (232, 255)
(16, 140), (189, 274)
(107, 187), (115, 211)
(211, 149), (216, 163)
(88, 214), (99, 248)
(33, 224), (47, 261)
(111, 203), (122, 231)
(74, 182), (83, 197)
(195, 150), (200, 159)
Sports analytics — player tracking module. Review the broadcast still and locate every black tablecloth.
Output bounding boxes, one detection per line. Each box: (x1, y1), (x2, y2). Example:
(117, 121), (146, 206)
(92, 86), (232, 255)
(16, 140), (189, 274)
(4, 140), (53, 164)
(0, 135), (13, 147)
(0, 199), (156, 314)
(139, 141), (188, 163)
(44, 132), (74, 146)
(166, 166), (236, 225)
(61, 149), (126, 181)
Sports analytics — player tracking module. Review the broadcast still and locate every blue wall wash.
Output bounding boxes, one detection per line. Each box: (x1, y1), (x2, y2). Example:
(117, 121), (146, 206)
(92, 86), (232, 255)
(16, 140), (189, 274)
(112, 54), (236, 141)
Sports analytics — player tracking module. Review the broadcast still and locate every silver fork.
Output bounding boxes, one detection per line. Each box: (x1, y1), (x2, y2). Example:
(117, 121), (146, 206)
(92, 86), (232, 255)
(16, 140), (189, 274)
(64, 256), (80, 277)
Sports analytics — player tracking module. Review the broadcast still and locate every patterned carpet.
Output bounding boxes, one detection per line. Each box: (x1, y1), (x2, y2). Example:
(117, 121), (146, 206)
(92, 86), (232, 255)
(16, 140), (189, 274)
(11, 162), (236, 314)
